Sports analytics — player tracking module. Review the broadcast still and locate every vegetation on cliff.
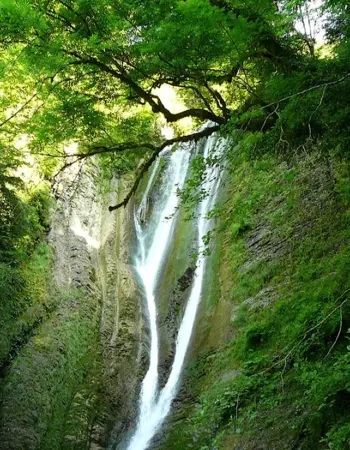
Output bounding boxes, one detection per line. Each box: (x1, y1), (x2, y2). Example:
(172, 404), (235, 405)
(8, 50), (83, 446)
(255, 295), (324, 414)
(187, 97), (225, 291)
(0, 0), (349, 449)
(162, 148), (350, 449)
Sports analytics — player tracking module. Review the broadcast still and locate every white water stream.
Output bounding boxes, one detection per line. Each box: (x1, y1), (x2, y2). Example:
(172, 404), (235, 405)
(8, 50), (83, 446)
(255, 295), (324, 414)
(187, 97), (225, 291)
(127, 132), (223, 450)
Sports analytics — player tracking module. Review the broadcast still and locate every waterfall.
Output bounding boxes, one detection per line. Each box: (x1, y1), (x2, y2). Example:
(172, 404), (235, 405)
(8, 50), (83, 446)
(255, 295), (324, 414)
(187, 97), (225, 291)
(127, 131), (224, 450)
(133, 146), (191, 423)
(138, 157), (160, 223)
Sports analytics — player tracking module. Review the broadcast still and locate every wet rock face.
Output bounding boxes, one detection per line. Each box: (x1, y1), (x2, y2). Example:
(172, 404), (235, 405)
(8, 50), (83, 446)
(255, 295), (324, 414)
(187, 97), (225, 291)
(49, 165), (143, 448)
(0, 166), (105, 450)
(243, 284), (286, 310)
(177, 266), (196, 292)
(158, 266), (196, 388)
(50, 167), (101, 292)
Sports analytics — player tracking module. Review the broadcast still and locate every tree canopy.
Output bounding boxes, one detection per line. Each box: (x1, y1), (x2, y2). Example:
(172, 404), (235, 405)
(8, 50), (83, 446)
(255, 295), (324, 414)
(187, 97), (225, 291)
(0, 0), (349, 208)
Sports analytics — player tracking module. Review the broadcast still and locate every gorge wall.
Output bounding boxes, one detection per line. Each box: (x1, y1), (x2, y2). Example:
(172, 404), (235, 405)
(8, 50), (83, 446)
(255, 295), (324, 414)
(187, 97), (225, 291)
(1, 135), (350, 450)
(0, 163), (143, 449)
(156, 148), (350, 450)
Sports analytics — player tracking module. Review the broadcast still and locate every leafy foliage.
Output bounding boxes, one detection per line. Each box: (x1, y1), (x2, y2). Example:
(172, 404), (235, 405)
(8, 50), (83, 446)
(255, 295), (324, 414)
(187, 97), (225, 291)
(162, 148), (350, 449)
(0, 0), (349, 448)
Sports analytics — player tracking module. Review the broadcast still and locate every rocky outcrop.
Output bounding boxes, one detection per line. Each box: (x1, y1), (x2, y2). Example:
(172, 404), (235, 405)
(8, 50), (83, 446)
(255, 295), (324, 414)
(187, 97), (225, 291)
(159, 266), (196, 387)
(0, 161), (143, 450)
(94, 177), (143, 449)
(53, 165), (144, 448)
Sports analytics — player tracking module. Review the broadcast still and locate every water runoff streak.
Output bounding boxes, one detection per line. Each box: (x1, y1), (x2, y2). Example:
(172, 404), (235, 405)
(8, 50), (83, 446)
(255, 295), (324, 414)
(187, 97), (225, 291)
(128, 132), (224, 450)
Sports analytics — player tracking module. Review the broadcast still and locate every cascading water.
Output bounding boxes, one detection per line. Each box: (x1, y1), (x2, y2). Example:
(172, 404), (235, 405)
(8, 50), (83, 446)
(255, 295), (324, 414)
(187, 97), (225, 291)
(127, 131), (224, 450)
(133, 146), (191, 424)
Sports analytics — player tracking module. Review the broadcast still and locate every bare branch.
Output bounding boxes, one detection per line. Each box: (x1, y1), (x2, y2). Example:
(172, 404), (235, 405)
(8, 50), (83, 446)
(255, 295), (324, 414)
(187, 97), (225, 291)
(260, 103), (279, 132)
(262, 73), (350, 111)
(257, 291), (349, 377)
(108, 125), (221, 211)
(79, 142), (156, 158)
(66, 53), (225, 124)
(156, 53), (240, 84)
(162, 81), (215, 114)
(0, 93), (37, 130)
(323, 307), (343, 360)
(236, 73), (350, 134)
(308, 85), (327, 140)
(53, 156), (83, 179)
(52, 142), (155, 179)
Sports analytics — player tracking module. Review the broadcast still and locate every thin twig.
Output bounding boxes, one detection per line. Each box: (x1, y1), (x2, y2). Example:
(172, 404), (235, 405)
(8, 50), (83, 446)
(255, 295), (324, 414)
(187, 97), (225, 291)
(262, 73), (350, 111)
(257, 291), (349, 376)
(0, 93), (37, 129)
(308, 85), (327, 140)
(108, 125), (220, 210)
(261, 104), (279, 132)
(323, 307), (343, 360)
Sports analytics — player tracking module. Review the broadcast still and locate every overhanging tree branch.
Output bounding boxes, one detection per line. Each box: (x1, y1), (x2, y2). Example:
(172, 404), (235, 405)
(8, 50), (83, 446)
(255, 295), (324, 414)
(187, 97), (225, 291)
(53, 142), (156, 178)
(262, 73), (350, 110)
(108, 125), (221, 211)
(52, 125), (220, 203)
(66, 53), (225, 124)
(0, 93), (37, 130)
